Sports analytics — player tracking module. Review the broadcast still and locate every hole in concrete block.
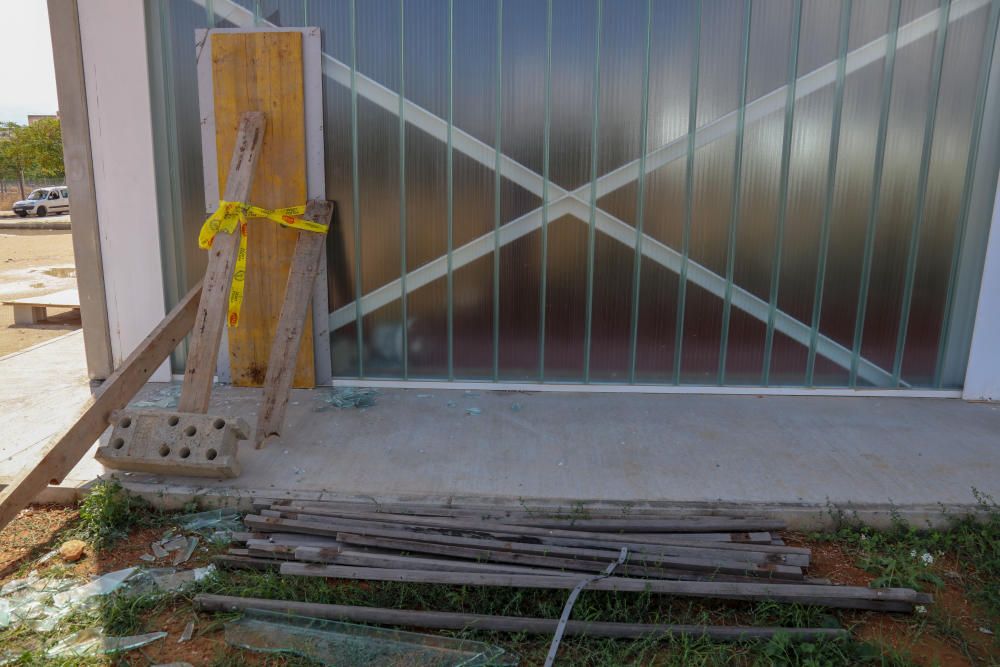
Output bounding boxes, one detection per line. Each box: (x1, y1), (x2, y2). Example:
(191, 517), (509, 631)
(206, 448), (218, 461)
(119, 417), (132, 428)
(111, 437), (125, 450)
(167, 416), (179, 426)
(159, 444), (171, 457)
(213, 418), (226, 430)
(179, 446), (191, 459)
(184, 425), (197, 437)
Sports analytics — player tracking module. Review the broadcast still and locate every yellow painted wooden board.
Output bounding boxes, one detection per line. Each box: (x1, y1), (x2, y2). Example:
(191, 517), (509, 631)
(211, 31), (314, 388)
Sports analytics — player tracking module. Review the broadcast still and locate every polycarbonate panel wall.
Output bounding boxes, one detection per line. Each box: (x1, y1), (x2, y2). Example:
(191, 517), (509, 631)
(148, 0), (1000, 388)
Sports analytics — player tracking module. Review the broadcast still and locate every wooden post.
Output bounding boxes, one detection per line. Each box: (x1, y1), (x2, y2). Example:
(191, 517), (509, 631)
(178, 111), (265, 414)
(254, 199), (334, 448)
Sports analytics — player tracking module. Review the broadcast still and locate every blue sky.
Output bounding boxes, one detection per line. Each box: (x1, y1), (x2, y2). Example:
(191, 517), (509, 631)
(0, 0), (58, 124)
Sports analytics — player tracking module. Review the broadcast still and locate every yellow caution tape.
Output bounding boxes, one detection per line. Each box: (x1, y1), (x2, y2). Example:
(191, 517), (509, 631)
(198, 200), (328, 327)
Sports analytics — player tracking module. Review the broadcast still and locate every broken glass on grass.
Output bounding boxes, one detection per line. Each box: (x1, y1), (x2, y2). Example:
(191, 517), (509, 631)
(45, 627), (167, 658)
(225, 609), (517, 666)
(174, 507), (242, 544)
(0, 567), (137, 633)
(124, 565), (216, 595)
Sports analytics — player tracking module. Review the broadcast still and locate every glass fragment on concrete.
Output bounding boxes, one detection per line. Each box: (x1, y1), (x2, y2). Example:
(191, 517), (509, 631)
(129, 384), (182, 408)
(319, 387), (378, 409)
(225, 609), (517, 666)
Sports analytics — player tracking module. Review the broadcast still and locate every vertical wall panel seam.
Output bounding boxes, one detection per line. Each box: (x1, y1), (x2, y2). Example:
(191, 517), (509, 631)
(850, 0), (902, 387)
(582, 0), (604, 383)
(672, 0), (703, 385)
(446, 0), (455, 381)
(806, 0), (853, 386)
(349, 0), (363, 377)
(891, 0), (951, 385)
(493, 0), (503, 381)
(628, 0), (654, 384)
(399, 0), (408, 380)
(761, 0), (804, 385)
(718, 0), (753, 385)
(538, 0), (553, 382)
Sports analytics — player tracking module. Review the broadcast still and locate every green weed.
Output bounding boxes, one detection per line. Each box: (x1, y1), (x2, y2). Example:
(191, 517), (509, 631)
(815, 490), (1000, 625)
(74, 480), (162, 550)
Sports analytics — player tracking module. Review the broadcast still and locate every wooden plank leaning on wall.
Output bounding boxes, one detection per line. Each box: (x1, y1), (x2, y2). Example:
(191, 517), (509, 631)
(211, 31), (314, 388)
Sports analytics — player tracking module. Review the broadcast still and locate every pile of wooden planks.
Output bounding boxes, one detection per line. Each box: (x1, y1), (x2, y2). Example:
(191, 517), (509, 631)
(215, 499), (932, 615)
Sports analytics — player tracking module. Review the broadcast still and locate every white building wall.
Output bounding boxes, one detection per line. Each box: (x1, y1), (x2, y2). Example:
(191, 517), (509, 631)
(77, 0), (168, 380)
(964, 173), (1000, 401)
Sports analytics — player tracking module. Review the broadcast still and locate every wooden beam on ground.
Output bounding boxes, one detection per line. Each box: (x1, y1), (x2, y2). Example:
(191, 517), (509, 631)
(508, 517), (786, 533)
(178, 111), (266, 414)
(194, 594), (849, 641)
(278, 562), (921, 612)
(295, 547), (574, 576)
(262, 507), (795, 554)
(0, 280), (203, 531)
(264, 503), (791, 550)
(244, 514), (808, 567)
(334, 532), (798, 583)
(255, 199), (333, 448)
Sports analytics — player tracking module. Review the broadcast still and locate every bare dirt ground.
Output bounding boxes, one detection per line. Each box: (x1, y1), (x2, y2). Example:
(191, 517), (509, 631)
(0, 231), (80, 357)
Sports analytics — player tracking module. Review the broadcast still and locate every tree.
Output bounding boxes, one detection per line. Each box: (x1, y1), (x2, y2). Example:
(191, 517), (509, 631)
(0, 119), (65, 198)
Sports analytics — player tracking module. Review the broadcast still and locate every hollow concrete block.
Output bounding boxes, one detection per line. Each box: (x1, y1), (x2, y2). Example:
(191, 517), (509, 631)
(96, 409), (247, 478)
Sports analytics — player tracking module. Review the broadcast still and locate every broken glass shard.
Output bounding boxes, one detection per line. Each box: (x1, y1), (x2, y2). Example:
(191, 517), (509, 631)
(225, 609), (517, 666)
(45, 627), (167, 657)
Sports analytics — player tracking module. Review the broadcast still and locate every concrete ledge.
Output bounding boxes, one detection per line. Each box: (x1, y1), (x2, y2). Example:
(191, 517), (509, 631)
(115, 479), (987, 531)
(0, 478), (93, 506)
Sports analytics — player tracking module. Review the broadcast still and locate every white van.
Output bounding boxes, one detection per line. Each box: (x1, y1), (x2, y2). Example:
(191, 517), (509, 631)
(12, 187), (70, 217)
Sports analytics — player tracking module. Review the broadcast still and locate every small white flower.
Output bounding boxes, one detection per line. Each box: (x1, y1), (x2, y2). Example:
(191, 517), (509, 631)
(910, 549), (917, 559)
(921, 552), (934, 566)
(859, 534), (868, 541)
(915, 605), (927, 615)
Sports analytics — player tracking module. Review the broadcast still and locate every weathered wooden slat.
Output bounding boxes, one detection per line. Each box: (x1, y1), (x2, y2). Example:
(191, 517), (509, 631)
(0, 280), (203, 531)
(278, 562), (920, 610)
(335, 532), (800, 583)
(266, 507), (802, 558)
(263, 498), (772, 521)
(178, 110), (266, 414)
(245, 514), (808, 568)
(296, 547), (575, 576)
(214, 553), (281, 571)
(248, 517), (787, 574)
(508, 517), (786, 533)
(254, 199), (333, 449)
(264, 502), (804, 553)
(194, 594), (848, 641)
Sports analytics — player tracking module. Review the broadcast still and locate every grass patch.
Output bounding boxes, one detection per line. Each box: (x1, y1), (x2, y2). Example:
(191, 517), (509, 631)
(73, 480), (163, 550)
(815, 491), (1000, 620)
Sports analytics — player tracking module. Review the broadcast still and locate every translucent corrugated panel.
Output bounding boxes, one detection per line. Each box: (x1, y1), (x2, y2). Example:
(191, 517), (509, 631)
(149, 0), (1000, 389)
